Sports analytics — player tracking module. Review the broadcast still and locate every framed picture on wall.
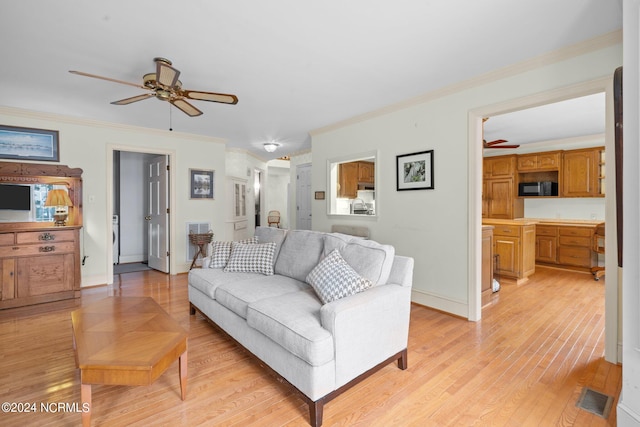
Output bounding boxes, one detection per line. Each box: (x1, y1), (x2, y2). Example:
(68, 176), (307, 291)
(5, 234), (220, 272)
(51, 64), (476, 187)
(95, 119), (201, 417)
(190, 169), (214, 199)
(396, 150), (434, 191)
(0, 125), (60, 162)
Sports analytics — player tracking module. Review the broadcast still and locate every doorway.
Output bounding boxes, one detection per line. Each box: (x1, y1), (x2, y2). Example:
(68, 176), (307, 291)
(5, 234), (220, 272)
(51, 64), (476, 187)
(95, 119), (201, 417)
(255, 169), (263, 227)
(109, 147), (173, 281)
(469, 77), (618, 363)
(296, 163), (312, 230)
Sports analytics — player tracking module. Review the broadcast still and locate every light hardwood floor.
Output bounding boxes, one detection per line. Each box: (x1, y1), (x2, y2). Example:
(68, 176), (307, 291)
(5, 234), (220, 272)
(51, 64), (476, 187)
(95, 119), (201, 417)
(0, 266), (620, 426)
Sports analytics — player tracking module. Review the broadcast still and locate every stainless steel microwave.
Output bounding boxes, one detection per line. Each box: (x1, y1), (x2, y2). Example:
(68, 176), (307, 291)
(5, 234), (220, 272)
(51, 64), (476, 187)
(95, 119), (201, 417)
(518, 181), (558, 197)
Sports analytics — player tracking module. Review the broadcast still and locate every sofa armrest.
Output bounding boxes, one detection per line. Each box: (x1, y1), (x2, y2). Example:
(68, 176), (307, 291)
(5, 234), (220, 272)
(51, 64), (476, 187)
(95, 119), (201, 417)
(320, 283), (412, 387)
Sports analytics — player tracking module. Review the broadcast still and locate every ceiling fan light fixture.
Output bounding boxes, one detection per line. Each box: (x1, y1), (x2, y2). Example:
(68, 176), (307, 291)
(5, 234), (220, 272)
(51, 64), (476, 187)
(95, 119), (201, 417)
(264, 142), (280, 153)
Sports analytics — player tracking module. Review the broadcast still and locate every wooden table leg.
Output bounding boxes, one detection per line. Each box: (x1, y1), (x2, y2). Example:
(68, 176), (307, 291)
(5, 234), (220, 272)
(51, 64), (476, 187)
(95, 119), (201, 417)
(179, 350), (187, 400)
(81, 383), (91, 427)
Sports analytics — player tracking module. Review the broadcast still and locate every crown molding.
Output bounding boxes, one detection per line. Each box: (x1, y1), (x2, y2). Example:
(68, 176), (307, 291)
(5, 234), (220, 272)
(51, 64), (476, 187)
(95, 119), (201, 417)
(311, 30), (622, 137)
(0, 105), (227, 145)
(483, 133), (605, 156)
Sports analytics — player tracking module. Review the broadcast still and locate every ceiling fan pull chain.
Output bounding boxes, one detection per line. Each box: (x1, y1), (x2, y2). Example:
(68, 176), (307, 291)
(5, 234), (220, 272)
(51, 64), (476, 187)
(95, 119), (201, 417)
(169, 103), (173, 132)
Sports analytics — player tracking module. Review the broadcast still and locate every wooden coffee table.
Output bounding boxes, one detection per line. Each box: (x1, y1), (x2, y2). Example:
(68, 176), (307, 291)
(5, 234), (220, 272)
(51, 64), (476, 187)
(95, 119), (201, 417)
(71, 297), (188, 426)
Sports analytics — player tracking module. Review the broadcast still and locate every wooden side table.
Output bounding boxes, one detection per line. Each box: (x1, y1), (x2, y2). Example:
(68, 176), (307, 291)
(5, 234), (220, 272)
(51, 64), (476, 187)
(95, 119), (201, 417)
(189, 232), (213, 270)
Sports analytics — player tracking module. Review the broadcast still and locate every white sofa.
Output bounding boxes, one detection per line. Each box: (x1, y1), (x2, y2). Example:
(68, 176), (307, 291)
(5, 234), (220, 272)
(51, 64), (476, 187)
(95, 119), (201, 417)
(188, 227), (414, 426)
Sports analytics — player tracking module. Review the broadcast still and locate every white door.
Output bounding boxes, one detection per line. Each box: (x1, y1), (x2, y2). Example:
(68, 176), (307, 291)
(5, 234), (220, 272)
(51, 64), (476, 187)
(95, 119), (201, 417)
(296, 163), (312, 230)
(146, 155), (169, 272)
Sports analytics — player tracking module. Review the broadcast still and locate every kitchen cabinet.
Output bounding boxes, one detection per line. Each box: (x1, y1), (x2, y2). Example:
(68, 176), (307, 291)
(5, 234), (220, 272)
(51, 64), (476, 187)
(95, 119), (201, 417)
(517, 151), (561, 172)
(483, 155), (516, 179)
(483, 220), (536, 284)
(481, 226), (494, 307)
(338, 161), (375, 198)
(0, 227), (81, 309)
(561, 147), (604, 197)
(357, 161), (375, 183)
(535, 225), (558, 264)
(533, 221), (602, 272)
(557, 226), (597, 269)
(483, 155), (523, 219)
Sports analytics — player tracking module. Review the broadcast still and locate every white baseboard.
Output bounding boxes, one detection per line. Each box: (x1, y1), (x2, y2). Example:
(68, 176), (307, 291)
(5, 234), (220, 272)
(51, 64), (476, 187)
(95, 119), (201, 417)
(617, 401), (640, 426)
(411, 289), (469, 319)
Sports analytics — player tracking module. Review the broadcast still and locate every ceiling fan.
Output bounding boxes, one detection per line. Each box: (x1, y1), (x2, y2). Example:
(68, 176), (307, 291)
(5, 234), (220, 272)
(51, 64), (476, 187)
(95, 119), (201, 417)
(482, 117), (520, 149)
(69, 57), (238, 117)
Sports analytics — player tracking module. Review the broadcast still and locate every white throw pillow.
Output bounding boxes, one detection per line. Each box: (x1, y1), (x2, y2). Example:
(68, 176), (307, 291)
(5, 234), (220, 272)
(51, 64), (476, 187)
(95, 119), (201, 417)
(209, 237), (257, 268)
(224, 242), (277, 275)
(306, 249), (373, 304)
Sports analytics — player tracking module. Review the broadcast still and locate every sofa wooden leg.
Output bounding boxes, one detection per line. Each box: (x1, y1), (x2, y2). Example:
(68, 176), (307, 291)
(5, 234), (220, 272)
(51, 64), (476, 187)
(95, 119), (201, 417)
(398, 348), (408, 370)
(309, 399), (324, 427)
(189, 303), (196, 316)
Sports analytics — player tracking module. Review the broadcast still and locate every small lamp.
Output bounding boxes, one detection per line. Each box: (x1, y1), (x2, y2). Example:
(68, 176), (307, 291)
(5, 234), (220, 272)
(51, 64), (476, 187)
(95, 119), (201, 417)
(44, 189), (73, 226)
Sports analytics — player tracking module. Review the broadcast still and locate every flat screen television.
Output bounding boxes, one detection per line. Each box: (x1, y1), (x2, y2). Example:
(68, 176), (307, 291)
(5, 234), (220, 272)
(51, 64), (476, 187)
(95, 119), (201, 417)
(0, 184), (31, 210)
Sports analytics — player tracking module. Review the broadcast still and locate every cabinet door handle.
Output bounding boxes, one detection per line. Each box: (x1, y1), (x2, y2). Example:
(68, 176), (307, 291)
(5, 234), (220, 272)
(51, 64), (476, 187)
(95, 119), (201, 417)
(39, 246), (55, 252)
(39, 232), (55, 241)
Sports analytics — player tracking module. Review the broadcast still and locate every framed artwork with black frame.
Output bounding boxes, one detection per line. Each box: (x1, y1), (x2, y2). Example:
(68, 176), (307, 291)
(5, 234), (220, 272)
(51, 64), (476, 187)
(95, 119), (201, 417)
(396, 150), (434, 191)
(190, 169), (214, 199)
(0, 125), (60, 162)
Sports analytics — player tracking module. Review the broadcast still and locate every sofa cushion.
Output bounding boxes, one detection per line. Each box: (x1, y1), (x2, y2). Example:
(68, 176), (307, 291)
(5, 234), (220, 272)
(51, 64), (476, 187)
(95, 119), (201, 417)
(307, 249), (374, 304)
(323, 233), (395, 285)
(209, 237), (258, 268)
(254, 226), (287, 266)
(224, 242), (277, 275)
(215, 275), (310, 319)
(188, 268), (262, 299)
(275, 230), (325, 282)
(247, 289), (334, 366)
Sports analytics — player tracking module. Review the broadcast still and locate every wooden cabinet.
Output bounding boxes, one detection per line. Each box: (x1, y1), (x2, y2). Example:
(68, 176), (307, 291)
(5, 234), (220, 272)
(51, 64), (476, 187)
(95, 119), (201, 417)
(517, 152), (561, 172)
(0, 161), (83, 310)
(338, 161), (375, 198)
(0, 227), (81, 309)
(534, 222), (601, 272)
(482, 226), (494, 307)
(557, 226), (597, 269)
(561, 147), (604, 197)
(357, 161), (375, 183)
(483, 155), (523, 219)
(484, 155), (516, 178)
(535, 225), (558, 264)
(484, 221), (536, 284)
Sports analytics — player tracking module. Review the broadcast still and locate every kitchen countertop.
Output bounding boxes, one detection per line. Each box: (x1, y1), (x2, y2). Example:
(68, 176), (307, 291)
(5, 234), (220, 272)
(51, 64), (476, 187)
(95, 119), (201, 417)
(482, 218), (604, 227)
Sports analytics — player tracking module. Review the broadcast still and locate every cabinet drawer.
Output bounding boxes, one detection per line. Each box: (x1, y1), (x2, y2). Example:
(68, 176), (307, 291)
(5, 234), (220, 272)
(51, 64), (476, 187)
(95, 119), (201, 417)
(16, 230), (75, 244)
(536, 225), (557, 237)
(558, 227), (591, 237)
(0, 242), (76, 257)
(558, 246), (592, 267)
(492, 225), (521, 237)
(0, 233), (15, 246)
(559, 236), (591, 248)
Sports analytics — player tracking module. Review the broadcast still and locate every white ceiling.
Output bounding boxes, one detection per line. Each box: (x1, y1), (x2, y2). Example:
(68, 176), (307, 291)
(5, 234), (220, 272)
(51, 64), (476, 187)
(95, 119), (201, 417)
(0, 1), (622, 160)
(483, 92), (607, 149)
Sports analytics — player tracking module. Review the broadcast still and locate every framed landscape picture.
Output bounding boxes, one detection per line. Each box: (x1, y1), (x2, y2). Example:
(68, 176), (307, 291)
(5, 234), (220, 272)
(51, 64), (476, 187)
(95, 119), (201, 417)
(396, 150), (434, 191)
(0, 125), (59, 162)
(190, 169), (214, 199)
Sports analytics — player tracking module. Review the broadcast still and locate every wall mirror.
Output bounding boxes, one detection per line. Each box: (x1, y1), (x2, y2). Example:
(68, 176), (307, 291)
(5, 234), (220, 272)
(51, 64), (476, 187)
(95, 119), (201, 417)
(326, 150), (377, 216)
(0, 162), (82, 228)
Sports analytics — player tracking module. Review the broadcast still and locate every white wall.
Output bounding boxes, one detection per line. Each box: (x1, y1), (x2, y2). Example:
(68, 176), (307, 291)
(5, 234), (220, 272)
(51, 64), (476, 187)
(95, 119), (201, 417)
(310, 36), (622, 318)
(0, 107), (227, 286)
(620, 1), (640, 424)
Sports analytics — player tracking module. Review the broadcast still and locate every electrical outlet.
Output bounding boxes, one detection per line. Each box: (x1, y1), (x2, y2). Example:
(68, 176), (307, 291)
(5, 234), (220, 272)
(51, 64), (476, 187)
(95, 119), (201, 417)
(590, 213), (597, 220)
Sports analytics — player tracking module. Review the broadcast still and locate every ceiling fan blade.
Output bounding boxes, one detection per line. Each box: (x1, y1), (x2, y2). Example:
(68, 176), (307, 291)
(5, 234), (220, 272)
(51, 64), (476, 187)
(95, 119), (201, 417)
(156, 60), (180, 87)
(182, 90), (239, 104)
(170, 98), (203, 117)
(111, 93), (155, 105)
(484, 139), (509, 146)
(69, 70), (147, 89)
(492, 144), (520, 148)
